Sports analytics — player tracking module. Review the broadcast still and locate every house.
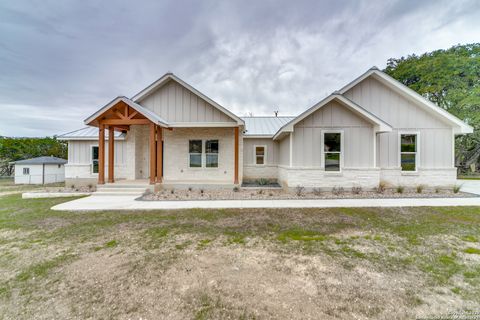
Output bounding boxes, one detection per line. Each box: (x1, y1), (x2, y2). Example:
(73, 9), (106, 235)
(12, 156), (67, 184)
(57, 67), (473, 190)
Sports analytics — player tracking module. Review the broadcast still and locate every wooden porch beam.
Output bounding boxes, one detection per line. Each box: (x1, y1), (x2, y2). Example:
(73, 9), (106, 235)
(127, 111), (138, 119)
(108, 126), (115, 183)
(234, 127), (239, 184)
(114, 110), (127, 120)
(156, 126), (163, 183)
(99, 119), (150, 125)
(149, 123), (156, 185)
(113, 125), (129, 131)
(98, 125), (105, 184)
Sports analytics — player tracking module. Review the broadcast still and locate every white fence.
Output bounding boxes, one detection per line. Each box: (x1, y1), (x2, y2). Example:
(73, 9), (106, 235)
(14, 173), (65, 185)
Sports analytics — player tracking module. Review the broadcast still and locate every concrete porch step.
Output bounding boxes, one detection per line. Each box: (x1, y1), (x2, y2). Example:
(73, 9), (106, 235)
(94, 181), (152, 197)
(92, 191), (145, 196)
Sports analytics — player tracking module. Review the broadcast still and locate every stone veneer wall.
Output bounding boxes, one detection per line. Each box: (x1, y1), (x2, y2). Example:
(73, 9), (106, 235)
(163, 127), (243, 184)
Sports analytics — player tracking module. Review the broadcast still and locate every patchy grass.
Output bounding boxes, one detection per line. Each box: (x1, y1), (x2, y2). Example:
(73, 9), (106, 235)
(463, 247), (480, 254)
(0, 194), (480, 318)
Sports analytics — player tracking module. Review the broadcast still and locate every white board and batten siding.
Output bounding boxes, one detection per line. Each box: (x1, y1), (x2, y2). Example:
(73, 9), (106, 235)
(292, 101), (374, 168)
(66, 140), (127, 179)
(344, 76), (454, 169)
(138, 80), (235, 124)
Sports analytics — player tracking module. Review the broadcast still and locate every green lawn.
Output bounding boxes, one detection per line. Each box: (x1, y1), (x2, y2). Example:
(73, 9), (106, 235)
(0, 194), (479, 319)
(0, 177), (63, 193)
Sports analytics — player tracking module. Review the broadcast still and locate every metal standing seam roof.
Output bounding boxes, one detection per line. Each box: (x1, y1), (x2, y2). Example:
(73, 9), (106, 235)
(241, 117), (296, 136)
(56, 127), (126, 140)
(12, 156), (67, 165)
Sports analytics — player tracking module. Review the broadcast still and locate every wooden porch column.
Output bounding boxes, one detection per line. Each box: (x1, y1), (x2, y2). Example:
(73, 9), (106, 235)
(234, 127), (239, 184)
(149, 123), (156, 185)
(98, 125), (105, 184)
(108, 126), (115, 183)
(156, 126), (163, 183)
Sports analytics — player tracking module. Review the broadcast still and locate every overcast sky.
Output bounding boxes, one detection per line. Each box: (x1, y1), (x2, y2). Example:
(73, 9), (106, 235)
(1, 0), (479, 137)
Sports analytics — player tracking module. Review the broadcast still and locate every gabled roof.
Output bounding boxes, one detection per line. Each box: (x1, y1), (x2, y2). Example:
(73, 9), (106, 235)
(131, 73), (244, 126)
(57, 127), (126, 141)
(12, 156), (67, 165)
(84, 96), (169, 127)
(339, 67), (473, 134)
(273, 94), (392, 140)
(242, 116), (296, 137)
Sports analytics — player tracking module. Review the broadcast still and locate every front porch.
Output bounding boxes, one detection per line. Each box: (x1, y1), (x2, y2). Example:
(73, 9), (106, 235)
(86, 97), (241, 186)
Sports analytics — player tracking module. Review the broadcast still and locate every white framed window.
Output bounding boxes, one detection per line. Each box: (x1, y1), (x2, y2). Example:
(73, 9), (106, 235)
(254, 145), (266, 165)
(399, 132), (419, 172)
(189, 140), (202, 168)
(23, 167), (30, 175)
(91, 145), (99, 174)
(322, 130), (343, 172)
(205, 140), (219, 168)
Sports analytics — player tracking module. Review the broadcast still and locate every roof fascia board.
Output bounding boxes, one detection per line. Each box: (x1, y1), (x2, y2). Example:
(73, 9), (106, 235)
(84, 97), (169, 127)
(272, 94), (392, 140)
(339, 68), (473, 134)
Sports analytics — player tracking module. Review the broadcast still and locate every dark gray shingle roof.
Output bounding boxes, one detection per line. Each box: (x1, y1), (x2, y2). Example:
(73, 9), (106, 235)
(13, 156), (67, 165)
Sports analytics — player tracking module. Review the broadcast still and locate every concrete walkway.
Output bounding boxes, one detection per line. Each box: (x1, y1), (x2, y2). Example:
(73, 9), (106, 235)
(51, 195), (480, 211)
(459, 179), (480, 195)
(50, 179), (480, 211)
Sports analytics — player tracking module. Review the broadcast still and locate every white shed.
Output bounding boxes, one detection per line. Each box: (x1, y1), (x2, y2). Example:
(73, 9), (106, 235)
(12, 156), (67, 185)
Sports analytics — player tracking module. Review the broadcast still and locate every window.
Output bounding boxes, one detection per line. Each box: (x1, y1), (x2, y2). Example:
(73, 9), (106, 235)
(189, 140), (202, 168)
(58, 164), (61, 168)
(23, 168), (30, 175)
(92, 146), (99, 173)
(400, 134), (417, 171)
(205, 140), (219, 168)
(324, 132), (341, 171)
(255, 146), (266, 165)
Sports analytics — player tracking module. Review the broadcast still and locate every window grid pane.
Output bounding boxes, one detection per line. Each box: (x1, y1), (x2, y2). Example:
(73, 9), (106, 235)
(325, 152), (340, 171)
(206, 140), (218, 154)
(206, 154), (218, 168)
(400, 134), (417, 171)
(190, 154), (202, 167)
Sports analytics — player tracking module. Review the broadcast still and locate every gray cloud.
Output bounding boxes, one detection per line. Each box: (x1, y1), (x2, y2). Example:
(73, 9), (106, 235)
(0, 0), (479, 136)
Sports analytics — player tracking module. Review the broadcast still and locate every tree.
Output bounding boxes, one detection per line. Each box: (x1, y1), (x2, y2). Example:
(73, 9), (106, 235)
(384, 43), (480, 170)
(0, 137), (67, 176)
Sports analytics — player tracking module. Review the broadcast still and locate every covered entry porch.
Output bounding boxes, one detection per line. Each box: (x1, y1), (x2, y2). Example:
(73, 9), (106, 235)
(84, 97), (240, 186)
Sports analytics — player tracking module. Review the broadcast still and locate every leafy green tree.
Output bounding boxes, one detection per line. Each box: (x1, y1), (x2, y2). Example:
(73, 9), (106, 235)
(384, 43), (480, 170)
(0, 137), (67, 176)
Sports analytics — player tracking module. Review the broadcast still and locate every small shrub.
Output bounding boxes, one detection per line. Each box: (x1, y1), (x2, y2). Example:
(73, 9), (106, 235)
(295, 185), (305, 197)
(257, 189), (264, 195)
(332, 186), (344, 196)
(170, 189), (175, 194)
(376, 181), (387, 194)
(200, 189), (204, 196)
(87, 184), (93, 190)
(257, 178), (269, 186)
(313, 188), (322, 196)
(188, 187), (193, 192)
(435, 186), (441, 193)
(351, 186), (362, 194)
(269, 192), (273, 197)
(453, 185), (462, 193)
(233, 186), (239, 192)
(416, 185), (424, 194)
(70, 184), (75, 189)
(396, 185), (404, 194)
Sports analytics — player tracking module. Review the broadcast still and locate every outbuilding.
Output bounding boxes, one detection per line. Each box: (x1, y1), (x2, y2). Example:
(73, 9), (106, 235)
(12, 156), (67, 184)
